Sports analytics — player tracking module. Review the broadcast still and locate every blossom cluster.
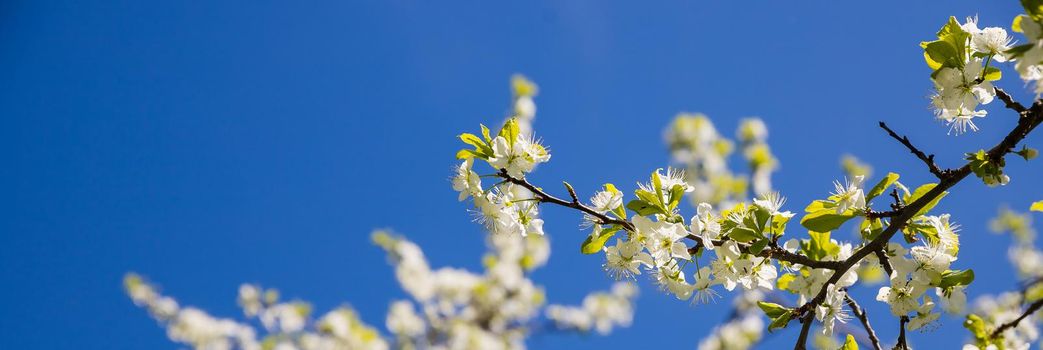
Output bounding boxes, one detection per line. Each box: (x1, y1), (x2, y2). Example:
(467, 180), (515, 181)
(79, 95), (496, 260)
(458, 89), (991, 348)
(126, 273), (387, 350)
(545, 282), (638, 334)
(126, 228), (637, 350)
(924, 17), (1011, 135)
(962, 205), (1043, 349)
(664, 113), (774, 207)
(127, 75), (637, 350)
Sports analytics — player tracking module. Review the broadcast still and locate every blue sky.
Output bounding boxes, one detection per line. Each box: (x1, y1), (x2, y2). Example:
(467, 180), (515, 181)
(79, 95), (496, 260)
(2, 0), (1041, 349)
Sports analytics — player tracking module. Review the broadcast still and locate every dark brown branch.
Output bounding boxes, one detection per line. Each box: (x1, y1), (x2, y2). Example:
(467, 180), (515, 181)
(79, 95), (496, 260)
(562, 181), (580, 203)
(686, 235), (843, 270)
(996, 88), (1028, 115)
(889, 188), (904, 211)
(844, 295), (883, 350)
(866, 209), (900, 219)
(990, 299), (1043, 339)
(874, 249), (894, 276)
(498, 170), (841, 270)
(498, 169), (635, 232)
(896, 316), (910, 350)
(878, 122), (948, 179)
(794, 312), (815, 350)
(793, 91), (1043, 349)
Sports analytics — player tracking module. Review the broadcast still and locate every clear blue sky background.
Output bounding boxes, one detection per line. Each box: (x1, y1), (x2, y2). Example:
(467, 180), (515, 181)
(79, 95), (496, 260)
(2, 1), (1041, 349)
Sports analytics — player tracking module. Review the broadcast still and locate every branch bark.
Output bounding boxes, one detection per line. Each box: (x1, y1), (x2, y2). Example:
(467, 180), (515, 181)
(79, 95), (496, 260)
(793, 90), (1043, 349)
(878, 122), (948, 179)
(845, 295), (883, 350)
(990, 298), (1043, 339)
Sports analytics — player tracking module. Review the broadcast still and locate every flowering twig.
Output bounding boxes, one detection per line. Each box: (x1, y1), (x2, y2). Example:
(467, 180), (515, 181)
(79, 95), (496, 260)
(989, 298), (1043, 339)
(495, 170), (841, 270)
(844, 294), (883, 350)
(497, 169), (636, 232)
(794, 91), (1043, 350)
(878, 121), (948, 179)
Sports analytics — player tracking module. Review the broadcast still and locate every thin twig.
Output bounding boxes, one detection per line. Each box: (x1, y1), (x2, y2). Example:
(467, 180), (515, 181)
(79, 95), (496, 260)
(794, 312), (815, 350)
(990, 299), (1043, 339)
(896, 316), (909, 350)
(878, 122), (948, 179)
(844, 295), (883, 350)
(686, 235), (844, 270)
(874, 249), (894, 276)
(996, 87), (1028, 115)
(498, 169), (636, 231)
(889, 188), (904, 211)
(792, 90), (1043, 349)
(497, 170), (839, 269)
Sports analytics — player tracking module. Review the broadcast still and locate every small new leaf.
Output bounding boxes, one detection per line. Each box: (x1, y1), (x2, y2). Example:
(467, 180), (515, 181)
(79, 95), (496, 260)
(840, 334), (858, 350)
(939, 269), (975, 289)
(866, 172), (900, 202)
(626, 199), (663, 216)
(581, 226), (621, 254)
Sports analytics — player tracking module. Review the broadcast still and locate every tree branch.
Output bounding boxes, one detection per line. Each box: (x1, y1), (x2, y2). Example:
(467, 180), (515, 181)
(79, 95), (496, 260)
(990, 298), (1043, 339)
(794, 312), (815, 350)
(793, 91), (1043, 349)
(874, 249), (894, 276)
(498, 169), (636, 232)
(896, 316), (909, 350)
(497, 170), (840, 269)
(878, 121), (948, 179)
(845, 295), (883, 350)
(996, 87), (1028, 115)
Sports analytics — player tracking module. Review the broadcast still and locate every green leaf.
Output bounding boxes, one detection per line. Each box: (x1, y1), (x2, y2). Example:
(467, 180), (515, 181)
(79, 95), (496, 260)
(804, 231), (840, 261)
(964, 314), (988, 342)
(498, 118), (520, 144)
(800, 209), (857, 233)
(651, 169), (665, 207)
(626, 199), (663, 216)
(866, 172), (900, 201)
(1007, 43), (1035, 58)
(938, 17), (971, 63)
(1031, 201), (1043, 212)
(904, 220), (940, 246)
(479, 124), (493, 143)
(667, 184), (685, 211)
(757, 301), (790, 319)
(922, 40), (960, 70)
(456, 149), (482, 159)
(768, 310), (793, 332)
(983, 66), (1002, 81)
(1023, 0), (1043, 20)
(635, 189), (663, 208)
(604, 183), (627, 219)
(581, 226), (620, 254)
(728, 226), (761, 243)
(777, 273), (797, 291)
(803, 199), (835, 213)
(860, 217), (884, 241)
(459, 133), (493, 157)
(939, 269), (975, 289)
(748, 237), (770, 255)
(904, 183), (948, 216)
(770, 213), (791, 238)
(840, 334), (859, 350)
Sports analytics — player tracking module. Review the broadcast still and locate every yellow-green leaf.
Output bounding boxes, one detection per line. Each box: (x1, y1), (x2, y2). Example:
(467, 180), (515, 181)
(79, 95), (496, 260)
(840, 334), (858, 350)
(866, 172), (900, 201)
